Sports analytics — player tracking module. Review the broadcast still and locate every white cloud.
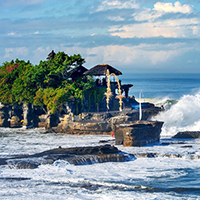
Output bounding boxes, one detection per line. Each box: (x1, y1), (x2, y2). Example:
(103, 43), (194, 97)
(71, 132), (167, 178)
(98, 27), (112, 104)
(59, 43), (191, 71)
(96, 0), (139, 12)
(154, 1), (193, 14)
(111, 1), (198, 39)
(132, 1), (193, 22)
(108, 16), (125, 21)
(109, 17), (199, 38)
(8, 32), (15, 36)
(33, 46), (52, 61)
(8, 32), (22, 37)
(34, 31), (39, 34)
(133, 8), (162, 22)
(10, 42), (195, 72)
(4, 47), (28, 59)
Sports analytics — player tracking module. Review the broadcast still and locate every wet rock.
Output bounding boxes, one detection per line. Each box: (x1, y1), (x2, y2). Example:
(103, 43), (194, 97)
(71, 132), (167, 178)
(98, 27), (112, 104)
(133, 153), (158, 158)
(38, 144), (119, 156)
(161, 141), (186, 145)
(99, 139), (115, 143)
(0, 158), (7, 165)
(173, 131), (200, 139)
(180, 145), (193, 148)
(7, 160), (39, 169)
(67, 154), (126, 165)
(0, 177), (31, 181)
(160, 142), (170, 145)
(1, 145), (129, 169)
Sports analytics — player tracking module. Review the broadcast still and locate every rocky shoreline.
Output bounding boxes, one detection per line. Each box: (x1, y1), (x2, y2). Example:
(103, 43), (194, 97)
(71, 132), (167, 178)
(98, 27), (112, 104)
(0, 103), (164, 146)
(1, 141), (200, 169)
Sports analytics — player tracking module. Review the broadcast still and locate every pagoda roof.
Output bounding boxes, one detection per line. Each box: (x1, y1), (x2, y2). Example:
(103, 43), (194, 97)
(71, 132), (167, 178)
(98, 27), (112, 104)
(84, 64), (122, 76)
(68, 65), (88, 79)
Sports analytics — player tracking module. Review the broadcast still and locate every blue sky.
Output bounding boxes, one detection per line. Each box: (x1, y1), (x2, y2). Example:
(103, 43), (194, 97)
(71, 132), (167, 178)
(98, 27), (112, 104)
(1, 0), (200, 74)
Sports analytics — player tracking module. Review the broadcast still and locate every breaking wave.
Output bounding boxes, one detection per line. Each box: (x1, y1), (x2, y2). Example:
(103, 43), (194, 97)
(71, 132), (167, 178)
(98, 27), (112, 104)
(153, 89), (200, 137)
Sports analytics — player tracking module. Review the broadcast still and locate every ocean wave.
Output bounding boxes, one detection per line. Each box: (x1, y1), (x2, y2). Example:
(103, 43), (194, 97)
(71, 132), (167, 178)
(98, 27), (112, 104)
(152, 89), (200, 137)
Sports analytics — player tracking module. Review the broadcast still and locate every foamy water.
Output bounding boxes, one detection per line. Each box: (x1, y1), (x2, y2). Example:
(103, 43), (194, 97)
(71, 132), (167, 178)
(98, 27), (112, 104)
(0, 128), (200, 199)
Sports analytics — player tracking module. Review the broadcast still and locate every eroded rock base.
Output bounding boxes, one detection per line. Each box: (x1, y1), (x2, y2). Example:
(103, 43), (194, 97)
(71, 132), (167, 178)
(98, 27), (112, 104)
(114, 120), (164, 146)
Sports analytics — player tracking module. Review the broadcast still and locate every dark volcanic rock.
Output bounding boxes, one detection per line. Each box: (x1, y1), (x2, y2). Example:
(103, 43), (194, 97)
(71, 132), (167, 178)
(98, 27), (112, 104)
(173, 131), (200, 139)
(37, 144), (119, 156)
(180, 145), (193, 148)
(99, 139), (115, 143)
(1, 145), (129, 169)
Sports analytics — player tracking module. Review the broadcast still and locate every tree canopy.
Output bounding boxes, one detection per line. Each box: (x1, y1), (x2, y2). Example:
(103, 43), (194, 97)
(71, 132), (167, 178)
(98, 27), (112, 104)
(0, 51), (94, 113)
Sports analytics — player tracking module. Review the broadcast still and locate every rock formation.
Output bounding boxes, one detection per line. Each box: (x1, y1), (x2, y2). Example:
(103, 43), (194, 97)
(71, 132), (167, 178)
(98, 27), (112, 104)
(0, 145), (128, 169)
(10, 116), (21, 128)
(114, 120), (164, 146)
(0, 103), (163, 146)
(173, 131), (200, 138)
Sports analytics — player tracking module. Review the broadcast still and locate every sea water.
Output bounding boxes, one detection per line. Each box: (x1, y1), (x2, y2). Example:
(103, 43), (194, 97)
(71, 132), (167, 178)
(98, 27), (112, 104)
(123, 73), (200, 99)
(1, 73), (200, 200)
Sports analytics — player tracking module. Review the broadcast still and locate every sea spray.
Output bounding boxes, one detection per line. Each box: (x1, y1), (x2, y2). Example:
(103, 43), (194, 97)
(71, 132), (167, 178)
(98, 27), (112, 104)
(152, 90), (200, 137)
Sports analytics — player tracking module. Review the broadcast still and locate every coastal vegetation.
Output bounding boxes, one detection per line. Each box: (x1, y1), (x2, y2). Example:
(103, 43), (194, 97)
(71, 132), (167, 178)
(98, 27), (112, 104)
(0, 51), (95, 113)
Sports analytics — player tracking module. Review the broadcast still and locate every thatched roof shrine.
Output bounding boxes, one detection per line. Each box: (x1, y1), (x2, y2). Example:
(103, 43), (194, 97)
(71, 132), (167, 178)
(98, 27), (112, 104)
(84, 64), (122, 76)
(68, 65), (88, 80)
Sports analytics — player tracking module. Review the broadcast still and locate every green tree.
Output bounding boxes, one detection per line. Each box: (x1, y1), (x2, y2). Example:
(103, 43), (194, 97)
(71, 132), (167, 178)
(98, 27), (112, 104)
(32, 51), (94, 113)
(0, 59), (35, 104)
(0, 51), (94, 114)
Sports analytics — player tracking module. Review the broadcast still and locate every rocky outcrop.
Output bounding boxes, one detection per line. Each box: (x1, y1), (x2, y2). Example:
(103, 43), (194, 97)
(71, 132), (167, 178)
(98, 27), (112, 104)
(0, 145), (129, 169)
(0, 103), (163, 146)
(0, 105), (10, 127)
(54, 120), (112, 135)
(81, 109), (161, 122)
(173, 131), (200, 139)
(38, 114), (48, 128)
(53, 109), (162, 136)
(10, 116), (21, 128)
(114, 120), (164, 146)
(0, 101), (161, 130)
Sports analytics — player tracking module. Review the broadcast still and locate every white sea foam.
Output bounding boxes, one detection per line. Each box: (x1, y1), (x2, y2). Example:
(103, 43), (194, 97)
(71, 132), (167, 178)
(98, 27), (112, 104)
(153, 89), (200, 137)
(1, 156), (200, 199)
(1, 129), (200, 199)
